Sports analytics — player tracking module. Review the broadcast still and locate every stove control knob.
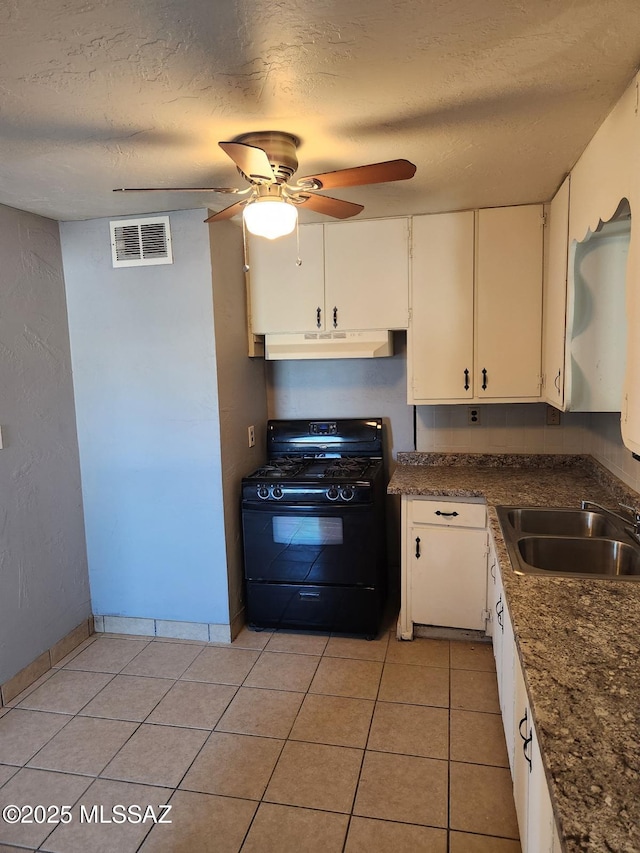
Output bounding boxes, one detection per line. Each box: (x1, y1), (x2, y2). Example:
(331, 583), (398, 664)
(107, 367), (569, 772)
(340, 485), (355, 502)
(257, 484), (270, 500)
(326, 485), (340, 501)
(272, 485), (284, 500)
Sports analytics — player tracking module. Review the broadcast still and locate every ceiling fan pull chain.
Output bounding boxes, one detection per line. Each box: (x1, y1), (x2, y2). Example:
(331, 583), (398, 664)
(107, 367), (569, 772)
(295, 216), (302, 267)
(241, 217), (250, 272)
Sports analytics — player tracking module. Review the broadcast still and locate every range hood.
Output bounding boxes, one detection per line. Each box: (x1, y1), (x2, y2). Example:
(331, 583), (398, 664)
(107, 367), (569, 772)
(264, 330), (394, 360)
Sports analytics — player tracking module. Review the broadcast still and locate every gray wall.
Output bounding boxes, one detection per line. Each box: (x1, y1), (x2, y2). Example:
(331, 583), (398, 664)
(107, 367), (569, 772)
(209, 222), (268, 631)
(60, 209), (231, 627)
(0, 204), (90, 683)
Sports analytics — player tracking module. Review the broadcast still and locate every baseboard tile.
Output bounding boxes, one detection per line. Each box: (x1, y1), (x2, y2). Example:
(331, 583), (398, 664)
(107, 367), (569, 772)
(92, 614), (233, 644)
(0, 617), (94, 706)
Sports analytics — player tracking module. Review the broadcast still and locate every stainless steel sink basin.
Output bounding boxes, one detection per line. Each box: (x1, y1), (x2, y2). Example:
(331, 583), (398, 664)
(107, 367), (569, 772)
(516, 536), (640, 577)
(496, 505), (640, 580)
(506, 507), (620, 538)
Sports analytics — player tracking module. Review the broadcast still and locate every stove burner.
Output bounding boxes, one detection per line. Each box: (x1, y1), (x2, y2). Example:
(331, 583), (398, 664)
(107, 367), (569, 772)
(322, 458), (369, 478)
(253, 459), (304, 478)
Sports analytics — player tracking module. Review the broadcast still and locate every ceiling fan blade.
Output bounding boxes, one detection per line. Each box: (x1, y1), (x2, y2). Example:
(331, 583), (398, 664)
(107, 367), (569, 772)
(296, 158), (416, 191)
(204, 200), (249, 223)
(113, 186), (243, 193)
(219, 141), (275, 183)
(295, 193), (364, 219)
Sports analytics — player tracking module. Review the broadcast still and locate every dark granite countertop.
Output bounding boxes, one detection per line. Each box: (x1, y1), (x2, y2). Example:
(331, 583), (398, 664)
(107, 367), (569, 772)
(388, 454), (640, 853)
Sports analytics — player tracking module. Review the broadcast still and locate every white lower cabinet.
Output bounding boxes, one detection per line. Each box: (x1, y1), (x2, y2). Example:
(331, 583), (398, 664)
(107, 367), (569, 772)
(399, 496), (488, 639)
(487, 545), (515, 772)
(490, 549), (561, 853)
(513, 653), (562, 853)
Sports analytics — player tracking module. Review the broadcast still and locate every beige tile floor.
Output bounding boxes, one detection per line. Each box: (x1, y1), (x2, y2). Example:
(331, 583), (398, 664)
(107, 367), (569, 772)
(0, 627), (521, 852)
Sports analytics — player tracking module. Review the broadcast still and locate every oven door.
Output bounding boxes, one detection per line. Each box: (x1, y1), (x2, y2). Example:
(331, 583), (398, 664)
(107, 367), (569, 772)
(242, 502), (383, 586)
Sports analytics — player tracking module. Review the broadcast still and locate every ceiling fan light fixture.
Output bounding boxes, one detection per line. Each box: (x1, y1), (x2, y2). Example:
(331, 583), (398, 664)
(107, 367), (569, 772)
(243, 198), (298, 239)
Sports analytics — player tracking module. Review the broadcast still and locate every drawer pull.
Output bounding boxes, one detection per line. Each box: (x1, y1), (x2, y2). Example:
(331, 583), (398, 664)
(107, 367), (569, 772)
(435, 510), (459, 517)
(415, 536), (421, 559)
(299, 591), (320, 600)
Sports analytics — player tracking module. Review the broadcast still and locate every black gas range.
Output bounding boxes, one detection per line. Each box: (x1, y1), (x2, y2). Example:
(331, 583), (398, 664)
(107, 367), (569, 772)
(241, 418), (387, 636)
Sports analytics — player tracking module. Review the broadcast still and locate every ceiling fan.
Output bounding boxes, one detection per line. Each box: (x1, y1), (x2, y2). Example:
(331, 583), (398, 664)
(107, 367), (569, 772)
(114, 130), (416, 239)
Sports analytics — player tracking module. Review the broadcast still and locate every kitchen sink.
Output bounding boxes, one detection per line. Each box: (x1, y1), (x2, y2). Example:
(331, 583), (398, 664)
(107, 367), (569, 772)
(516, 536), (640, 577)
(496, 505), (640, 580)
(505, 507), (620, 538)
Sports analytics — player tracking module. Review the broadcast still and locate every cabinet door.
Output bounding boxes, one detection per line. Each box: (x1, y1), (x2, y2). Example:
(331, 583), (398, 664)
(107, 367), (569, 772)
(500, 597), (516, 773)
(409, 525), (488, 630)
(485, 544), (499, 640)
(476, 205), (544, 399)
(409, 212), (475, 401)
(324, 218), (410, 330)
(527, 716), (558, 853)
(514, 656), (558, 853)
(247, 223), (324, 333)
(513, 654), (530, 841)
(543, 178), (570, 408)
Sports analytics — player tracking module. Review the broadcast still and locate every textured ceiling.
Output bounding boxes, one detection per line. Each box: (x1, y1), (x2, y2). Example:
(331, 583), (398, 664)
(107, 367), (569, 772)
(1, 0), (639, 222)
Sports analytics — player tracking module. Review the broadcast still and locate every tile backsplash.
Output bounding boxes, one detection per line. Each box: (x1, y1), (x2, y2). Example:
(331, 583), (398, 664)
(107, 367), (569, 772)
(415, 404), (640, 497)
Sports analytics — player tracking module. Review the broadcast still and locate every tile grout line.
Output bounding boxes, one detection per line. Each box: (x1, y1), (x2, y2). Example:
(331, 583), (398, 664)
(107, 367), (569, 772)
(1, 632), (515, 852)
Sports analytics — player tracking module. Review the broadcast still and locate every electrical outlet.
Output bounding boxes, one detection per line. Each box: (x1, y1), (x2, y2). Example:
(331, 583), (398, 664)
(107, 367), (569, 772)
(546, 406), (561, 426)
(248, 425), (255, 448)
(468, 407), (481, 426)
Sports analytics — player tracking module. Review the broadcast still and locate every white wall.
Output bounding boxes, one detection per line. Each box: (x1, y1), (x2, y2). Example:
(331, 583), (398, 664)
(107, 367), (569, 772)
(60, 209), (231, 626)
(0, 204), (90, 683)
(416, 403), (590, 454)
(588, 412), (640, 493)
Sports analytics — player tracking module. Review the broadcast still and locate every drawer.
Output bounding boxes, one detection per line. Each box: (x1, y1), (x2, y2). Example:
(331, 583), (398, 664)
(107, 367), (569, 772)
(245, 582), (384, 635)
(410, 497), (486, 528)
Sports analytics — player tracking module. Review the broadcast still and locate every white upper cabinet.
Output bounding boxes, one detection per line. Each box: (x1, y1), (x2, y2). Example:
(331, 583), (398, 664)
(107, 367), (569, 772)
(409, 212), (475, 401)
(323, 218), (410, 331)
(475, 205), (544, 399)
(543, 177), (570, 409)
(409, 205), (544, 403)
(247, 223), (324, 334)
(247, 218), (410, 335)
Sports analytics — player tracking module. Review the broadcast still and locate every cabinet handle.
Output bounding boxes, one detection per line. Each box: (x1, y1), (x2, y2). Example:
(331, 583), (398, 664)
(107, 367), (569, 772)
(519, 709), (533, 771)
(464, 368), (470, 391)
(490, 561), (496, 580)
(435, 510), (459, 518)
(481, 368), (488, 390)
(496, 595), (504, 631)
(415, 536), (421, 559)
(333, 306), (338, 328)
(554, 369), (561, 392)
(316, 307), (322, 329)
(518, 708), (528, 741)
(299, 591), (320, 599)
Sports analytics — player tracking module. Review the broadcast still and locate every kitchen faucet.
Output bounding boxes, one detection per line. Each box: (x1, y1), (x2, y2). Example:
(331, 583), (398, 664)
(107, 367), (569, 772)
(581, 500), (640, 542)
